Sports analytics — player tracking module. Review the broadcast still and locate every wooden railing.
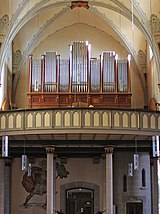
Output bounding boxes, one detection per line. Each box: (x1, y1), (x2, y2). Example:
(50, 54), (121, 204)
(0, 108), (160, 136)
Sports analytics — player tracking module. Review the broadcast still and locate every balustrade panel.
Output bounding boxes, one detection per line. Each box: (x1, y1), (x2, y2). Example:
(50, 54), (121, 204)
(35, 113), (42, 128)
(93, 112), (100, 127)
(8, 115), (14, 129)
(102, 112), (110, 127)
(64, 112), (71, 127)
(113, 112), (120, 127)
(73, 111), (81, 127)
(0, 109), (160, 136)
(15, 114), (22, 129)
(122, 113), (129, 128)
(131, 113), (138, 128)
(0, 115), (6, 130)
(55, 112), (62, 127)
(26, 113), (33, 128)
(44, 112), (52, 127)
(150, 115), (156, 129)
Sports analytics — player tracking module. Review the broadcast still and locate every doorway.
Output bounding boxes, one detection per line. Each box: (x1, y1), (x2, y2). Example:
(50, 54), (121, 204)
(126, 202), (143, 214)
(66, 188), (94, 214)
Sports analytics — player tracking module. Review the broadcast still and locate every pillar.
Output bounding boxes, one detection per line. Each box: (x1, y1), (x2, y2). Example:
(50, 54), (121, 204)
(157, 158), (160, 214)
(4, 158), (11, 214)
(46, 146), (56, 214)
(105, 146), (114, 214)
(0, 159), (5, 214)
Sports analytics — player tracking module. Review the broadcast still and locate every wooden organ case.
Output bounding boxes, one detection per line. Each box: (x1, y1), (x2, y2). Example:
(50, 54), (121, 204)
(28, 41), (131, 108)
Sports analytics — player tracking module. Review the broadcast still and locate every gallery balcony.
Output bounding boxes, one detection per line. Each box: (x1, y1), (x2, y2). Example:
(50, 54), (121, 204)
(0, 107), (159, 141)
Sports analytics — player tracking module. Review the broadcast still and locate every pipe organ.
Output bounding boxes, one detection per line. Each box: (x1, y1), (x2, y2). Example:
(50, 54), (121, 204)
(28, 41), (131, 108)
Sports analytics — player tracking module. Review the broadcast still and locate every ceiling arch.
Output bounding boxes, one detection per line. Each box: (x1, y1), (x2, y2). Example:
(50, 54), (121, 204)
(1, 0), (158, 70)
(11, 1), (148, 103)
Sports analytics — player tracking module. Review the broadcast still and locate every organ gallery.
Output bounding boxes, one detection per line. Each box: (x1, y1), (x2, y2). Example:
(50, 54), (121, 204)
(28, 41), (131, 108)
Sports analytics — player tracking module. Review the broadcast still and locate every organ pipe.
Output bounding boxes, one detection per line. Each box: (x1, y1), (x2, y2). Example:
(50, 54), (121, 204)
(41, 55), (45, 93)
(29, 41), (130, 94)
(28, 55), (32, 93)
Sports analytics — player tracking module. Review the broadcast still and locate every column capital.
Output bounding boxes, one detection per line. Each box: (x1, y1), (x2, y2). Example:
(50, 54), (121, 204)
(46, 146), (55, 154)
(105, 146), (114, 154)
(5, 157), (12, 166)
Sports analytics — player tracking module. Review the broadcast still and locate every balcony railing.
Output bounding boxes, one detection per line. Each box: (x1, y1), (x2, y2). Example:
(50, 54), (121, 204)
(0, 108), (160, 136)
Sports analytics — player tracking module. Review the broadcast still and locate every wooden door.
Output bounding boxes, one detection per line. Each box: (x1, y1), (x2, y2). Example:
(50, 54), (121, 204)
(66, 190), (93, 214)
(126, 202), (143, 214)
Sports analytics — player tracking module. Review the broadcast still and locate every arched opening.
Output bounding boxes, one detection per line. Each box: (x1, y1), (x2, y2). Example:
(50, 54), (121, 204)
(66, 188), (94, 214)
(60, 181), (99, 214)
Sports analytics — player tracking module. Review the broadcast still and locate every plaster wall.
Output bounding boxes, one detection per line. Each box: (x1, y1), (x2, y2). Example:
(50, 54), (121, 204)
(114, 151), (151, 214)
(11, 157), (104, 214)
(15, 23), (144, 108)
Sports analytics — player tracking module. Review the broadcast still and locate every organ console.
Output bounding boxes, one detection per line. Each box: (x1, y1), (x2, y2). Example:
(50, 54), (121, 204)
(27, 41), (131, 108)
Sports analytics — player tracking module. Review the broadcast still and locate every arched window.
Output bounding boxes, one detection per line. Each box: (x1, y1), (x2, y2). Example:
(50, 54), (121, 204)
(142, 168), (146, 187)
(123, 174), (127, 192)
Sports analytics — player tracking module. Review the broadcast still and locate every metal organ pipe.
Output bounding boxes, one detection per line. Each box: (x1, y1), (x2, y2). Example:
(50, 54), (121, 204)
(31, 58), (41, 92)
(44, 52), (57, 92)
(28, 55), (32, 93)
(41, 55), (45, 93)
(118, 59), (128, 92)
(29, 42), (130, 103)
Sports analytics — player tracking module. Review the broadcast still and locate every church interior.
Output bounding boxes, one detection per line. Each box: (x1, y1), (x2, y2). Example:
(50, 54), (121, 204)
(0, 1), (160, 214)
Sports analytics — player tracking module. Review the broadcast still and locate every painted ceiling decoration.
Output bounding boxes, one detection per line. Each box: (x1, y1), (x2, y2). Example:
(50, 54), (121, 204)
(70, 1), (89, 9)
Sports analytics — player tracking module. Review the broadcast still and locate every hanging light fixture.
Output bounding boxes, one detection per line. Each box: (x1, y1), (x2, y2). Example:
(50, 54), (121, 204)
(22, 154), (27, 171)
(134, 137), (139, 170)
(2, 135), (9, 157)
(128, 163), (133, 177)
(134, 153), (139, 170)
(152, 135), (159, 157)
(28, 163), (32, 176)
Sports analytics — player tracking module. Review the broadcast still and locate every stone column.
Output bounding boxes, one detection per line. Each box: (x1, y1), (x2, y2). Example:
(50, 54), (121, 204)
(151, 156), (160, 214)
(157, 158), (160, 214)
(4, 158), (11, 214)
(105, 146), (114, 214)
(0, 159), (5, 214)
(46, 146), (56, 214)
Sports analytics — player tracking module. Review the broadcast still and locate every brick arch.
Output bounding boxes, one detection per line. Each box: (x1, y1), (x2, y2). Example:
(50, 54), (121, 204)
(60, 181), (100, 214)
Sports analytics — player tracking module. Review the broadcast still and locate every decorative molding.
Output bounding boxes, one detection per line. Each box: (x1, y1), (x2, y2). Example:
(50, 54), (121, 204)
(70, 1), (89, 9)
(105, 146), (114, 154)
(13, 50), (22, 68)
(5, 157), (12, 166)
(150, 14), (160, 34)
(46, 146), (55, 154)
(150, 14), (160, 43)
(137, 50), (146, 68)
(0, 14), (9, 37)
